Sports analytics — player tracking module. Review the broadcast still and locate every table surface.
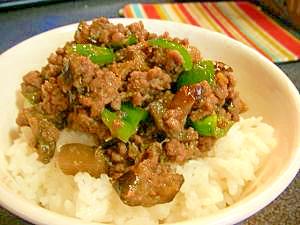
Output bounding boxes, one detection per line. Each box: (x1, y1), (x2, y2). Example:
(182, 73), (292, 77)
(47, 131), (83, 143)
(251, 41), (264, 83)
(0, 0), (299, 224)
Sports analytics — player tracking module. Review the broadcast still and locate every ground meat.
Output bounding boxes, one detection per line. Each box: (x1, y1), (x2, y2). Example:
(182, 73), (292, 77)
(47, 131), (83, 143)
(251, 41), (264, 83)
(214, 62), (247, 121)
(23, 71), (42, 88)
(21, 83), (42, 104)
(146, 48), (183, 80)
(105, 142), (130, 179)
(110, 44), (149, 81)
(74, 17), (133, 46)
(163, 84), (202, 136)
(127, 71), (149, 92)
(229, 92), (247, 121)
(16, 17), (248, 207)
(21, 109), (59, 163)
(132, 134), (144, 145)
(147, 67), (171, 90)
(30, 118), (59, 163)
(143, 32), (190, 80)
(41, 55), (62, 79)
(109, 60), (139, 81)
(67, 109), (110, 141)
(105, 140), (146, 179)
(79, 69), (121, 117)
(127, 67), (171, 106)
(131, 92), (144, 106)
(74, 21), (90, 44)
(114, 143), (183, 207)
(68, 55), (97, 90)
(16, 108), (29, 127)
(165, 50), (184, 72)
(56, 47), (65, 56)
(189, 46), (202, 63)
(127, 21), (150, 41)
(214, 71), (229, 101)
(20, 71), (43, 104)
(54, 54), (122, 117)
(180, 127), (199, 142)
(160, 32), (189, 47)
(41, 78), (69, 115)
(189, 81), (219, 121)
(106, 143), (128, 178)
(114, 160), (183, 207)
(110, 96), (122, 111)
(197, 136), (216, 152)
(164, 139), (186, 163)
(48, 53), (63, 66)
(149, 91), (174, 131)
(163, 109), (184, 134)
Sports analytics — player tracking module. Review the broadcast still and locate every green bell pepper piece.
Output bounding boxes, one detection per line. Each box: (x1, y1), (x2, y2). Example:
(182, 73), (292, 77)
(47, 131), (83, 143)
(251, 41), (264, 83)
(177, 60), (215, 89)
(126, 34), (138, 46)
(192, 113), (232, 138)
(192, 114), (218, 137)
(72, 44), (115, 66)
(101, 103), (148, 142)
(148, 38), (192, 71)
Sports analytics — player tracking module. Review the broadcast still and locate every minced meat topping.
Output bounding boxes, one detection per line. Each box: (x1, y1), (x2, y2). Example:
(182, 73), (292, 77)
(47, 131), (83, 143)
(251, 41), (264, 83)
(16, 17), (247, 207)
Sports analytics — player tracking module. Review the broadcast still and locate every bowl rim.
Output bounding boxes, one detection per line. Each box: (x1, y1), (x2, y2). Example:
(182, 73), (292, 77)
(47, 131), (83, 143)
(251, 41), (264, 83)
(0, 18), (299, 225)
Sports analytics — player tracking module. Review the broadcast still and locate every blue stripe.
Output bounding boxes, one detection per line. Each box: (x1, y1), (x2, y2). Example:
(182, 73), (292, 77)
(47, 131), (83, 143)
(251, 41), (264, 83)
(132, 4), (143, 18)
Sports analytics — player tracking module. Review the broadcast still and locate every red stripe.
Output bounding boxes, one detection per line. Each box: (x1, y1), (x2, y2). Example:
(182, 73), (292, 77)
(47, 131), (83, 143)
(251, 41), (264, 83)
(237, 2), (300, 56)
(177, 3), (201, 26)
(211, 3), (270, 59)
(143, 4), (161, 19)
(201, 3), (235, 39)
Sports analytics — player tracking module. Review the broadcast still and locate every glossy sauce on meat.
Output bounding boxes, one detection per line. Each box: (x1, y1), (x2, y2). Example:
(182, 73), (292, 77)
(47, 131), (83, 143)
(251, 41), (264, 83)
(16, 17), (247, 207)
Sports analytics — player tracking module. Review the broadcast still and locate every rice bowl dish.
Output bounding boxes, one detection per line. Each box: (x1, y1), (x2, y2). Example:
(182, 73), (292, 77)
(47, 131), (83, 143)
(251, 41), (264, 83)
(0, 17), (299, 225)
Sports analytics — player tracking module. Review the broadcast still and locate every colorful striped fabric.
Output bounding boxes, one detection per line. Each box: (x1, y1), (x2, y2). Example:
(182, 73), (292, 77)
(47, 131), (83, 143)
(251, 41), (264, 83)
(123, 1), (300, 63)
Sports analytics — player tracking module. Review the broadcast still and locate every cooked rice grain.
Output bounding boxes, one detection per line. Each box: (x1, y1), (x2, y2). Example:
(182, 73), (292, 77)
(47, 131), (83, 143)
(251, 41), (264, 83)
(1, 117), (276, 224)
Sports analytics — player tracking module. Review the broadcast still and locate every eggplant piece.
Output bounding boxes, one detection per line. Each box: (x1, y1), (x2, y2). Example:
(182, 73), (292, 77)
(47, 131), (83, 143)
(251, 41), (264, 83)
(57, 143), (108, 177)
(113, 144), (183, 207)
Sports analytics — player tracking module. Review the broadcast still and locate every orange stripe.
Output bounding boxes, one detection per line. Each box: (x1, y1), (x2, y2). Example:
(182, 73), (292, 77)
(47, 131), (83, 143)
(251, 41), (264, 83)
(229, 2), (294, 60)
(207, 3), (247, 41)
(170, 4), (188, 23)
(202, 3), (235, 38)
(183, 3), (213, 29)
(163, 4), (185, 22)
(123, 2), (298, 62)
(210, 3), (271, 59)
(237, 2), (300, 55)
(177, 3), (201, 26)
(123, 4), (133, 17)
(194, 3), (223, 32)
(153, 4), (168, 20)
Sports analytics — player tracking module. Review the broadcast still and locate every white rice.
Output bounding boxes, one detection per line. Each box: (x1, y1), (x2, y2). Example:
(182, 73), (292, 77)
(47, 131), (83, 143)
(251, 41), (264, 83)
(1, 117), (276, 224)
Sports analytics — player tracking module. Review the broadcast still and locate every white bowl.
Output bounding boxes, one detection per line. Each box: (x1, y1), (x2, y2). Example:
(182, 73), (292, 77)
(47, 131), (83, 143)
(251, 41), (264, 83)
(0, 18), (299, 225)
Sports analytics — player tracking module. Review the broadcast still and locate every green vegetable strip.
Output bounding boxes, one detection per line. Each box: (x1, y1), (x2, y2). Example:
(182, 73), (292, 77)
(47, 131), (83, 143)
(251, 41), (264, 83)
(101, 103), (148, 142)
(148, 38), (192, 71)
(177, 60), (215, 89)
(72, 44), (115, 66)
(121, 102), (148, 127)
(192, 113), (232, 138)
(126, 35), (138, 46)
(192, 114), (218, 136)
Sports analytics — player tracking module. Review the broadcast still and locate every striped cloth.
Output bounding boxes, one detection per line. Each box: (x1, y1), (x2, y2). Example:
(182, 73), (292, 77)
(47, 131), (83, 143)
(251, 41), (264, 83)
(123, 1), (300, 63)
